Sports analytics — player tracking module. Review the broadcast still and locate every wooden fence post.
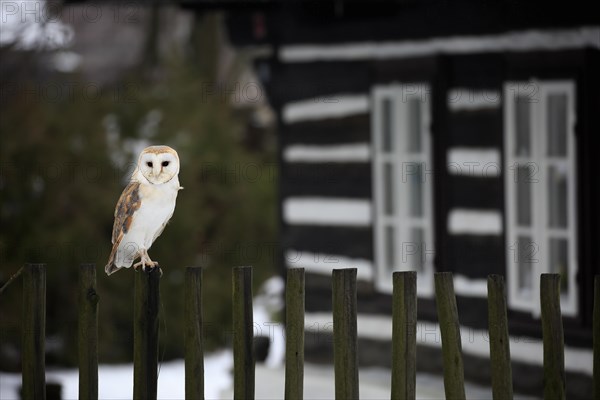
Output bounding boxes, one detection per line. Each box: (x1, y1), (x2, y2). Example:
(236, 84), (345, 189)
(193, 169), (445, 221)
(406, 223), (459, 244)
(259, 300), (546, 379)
(285, 268), (305, 400)
(133, 268), (161, 400)
(434, 272), (466, 400)
(593, 275), (600, 400)
(78, 264), (99, 400)
(332, 268), (359, 400)
(391, 271), (416, 400)
(540, 273), (565, 400)
(487, 275), (513, 400)
(594, 275), (600, 400)
(185, 266), (204, 400)
(233, 266), (254, 400)
(22, 263), (46, 400)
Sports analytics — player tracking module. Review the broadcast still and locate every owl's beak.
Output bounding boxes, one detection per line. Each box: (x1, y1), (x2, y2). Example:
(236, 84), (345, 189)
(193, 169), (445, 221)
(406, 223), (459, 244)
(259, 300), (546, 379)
(153, 164), (161, 177)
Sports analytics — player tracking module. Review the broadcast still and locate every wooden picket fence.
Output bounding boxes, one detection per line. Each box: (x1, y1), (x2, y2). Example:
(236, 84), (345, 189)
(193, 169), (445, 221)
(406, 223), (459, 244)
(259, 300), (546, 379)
(16, 263), (600, 400)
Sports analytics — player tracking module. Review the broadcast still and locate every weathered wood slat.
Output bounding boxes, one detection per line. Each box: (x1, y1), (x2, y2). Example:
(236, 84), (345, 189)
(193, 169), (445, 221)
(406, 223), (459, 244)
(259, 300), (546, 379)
(445, 235), (505, 280)
(133, 268), (161, 400)
(185, 267), (204, 400)
(487, 275), (513, 400)
(271, 61), (369, 105)
(282, 163), (372, 198)
(78, 264), (99, 400)
(233, 266), (255, 400)
(228, 5), (598, 47)
(371, 57), (438, 85)
(285, 268), (305, 400)
(283, 225), (373, 261)
(540, 273), (565, 400)
(391, 271), (417, 400)
(447, 108), (502, 147)
(0, 266), (23, 296)
(22, 263), (47, 400)
(435, 272), (466, 400)
(447, 177), (504, 210)
(282, 114), (370, 146)
(332, 268), (359, 400)
(593, 275), (599, 400)
(447, 54), (505, 88)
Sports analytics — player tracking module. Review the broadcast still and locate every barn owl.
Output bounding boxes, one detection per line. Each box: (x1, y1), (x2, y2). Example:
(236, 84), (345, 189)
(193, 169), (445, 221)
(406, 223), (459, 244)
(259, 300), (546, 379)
(105, 145), (182, 276)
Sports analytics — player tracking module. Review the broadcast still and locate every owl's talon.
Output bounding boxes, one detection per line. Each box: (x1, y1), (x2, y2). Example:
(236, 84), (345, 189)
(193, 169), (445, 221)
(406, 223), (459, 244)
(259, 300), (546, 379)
(150, 262), (162, 277)
(136, 260), (161, 274)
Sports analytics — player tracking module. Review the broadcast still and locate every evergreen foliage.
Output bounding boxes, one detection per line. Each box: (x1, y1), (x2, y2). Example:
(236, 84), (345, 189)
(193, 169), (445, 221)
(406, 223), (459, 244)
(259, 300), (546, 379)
(0, 13), (277, 369)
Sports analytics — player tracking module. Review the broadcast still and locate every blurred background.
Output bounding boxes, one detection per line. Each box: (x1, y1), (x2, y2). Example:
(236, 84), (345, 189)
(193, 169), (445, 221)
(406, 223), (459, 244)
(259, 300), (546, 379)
(1, 1), (598, 399)
(1, 0), (278, 369)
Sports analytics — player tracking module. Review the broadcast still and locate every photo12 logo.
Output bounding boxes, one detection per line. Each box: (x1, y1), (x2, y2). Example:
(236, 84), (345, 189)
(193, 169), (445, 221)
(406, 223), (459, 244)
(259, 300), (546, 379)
(0, 81), (140, 104)
(1, 1), (141, 25)
(200, 82), (263, 104)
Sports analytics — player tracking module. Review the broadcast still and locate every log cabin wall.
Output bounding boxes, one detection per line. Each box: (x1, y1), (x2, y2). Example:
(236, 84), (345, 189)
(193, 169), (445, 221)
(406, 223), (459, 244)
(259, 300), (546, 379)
(223, 3), (599, 397)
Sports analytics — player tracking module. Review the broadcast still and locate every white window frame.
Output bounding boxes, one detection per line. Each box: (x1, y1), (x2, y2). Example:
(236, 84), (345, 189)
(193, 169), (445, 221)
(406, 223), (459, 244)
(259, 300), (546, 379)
(504, 80), (578, 317)
(372, 84), (435, 296)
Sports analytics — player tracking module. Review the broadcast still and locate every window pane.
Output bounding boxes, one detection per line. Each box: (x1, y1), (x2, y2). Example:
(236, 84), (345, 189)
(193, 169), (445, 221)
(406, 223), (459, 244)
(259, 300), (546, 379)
(381, 98), (393, 152)
(547, 94), (567, 157)
(408, 228), (425, 273)
(516, 165), (532, 226)
(516, 236), (535, 299)
(407, 98), (422, 153)
(515, 96), (531, 157)
(385, 226), (395, 272)
(408, 162), (424, 217)
(549, 238), (569, 294)
(383, 163), (394, 215)
(548, 165), (568, 228)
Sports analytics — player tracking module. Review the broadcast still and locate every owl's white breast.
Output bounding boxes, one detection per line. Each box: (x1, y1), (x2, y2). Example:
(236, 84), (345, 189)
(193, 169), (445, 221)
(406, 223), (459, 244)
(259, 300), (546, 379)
(125, 177), (180, 250)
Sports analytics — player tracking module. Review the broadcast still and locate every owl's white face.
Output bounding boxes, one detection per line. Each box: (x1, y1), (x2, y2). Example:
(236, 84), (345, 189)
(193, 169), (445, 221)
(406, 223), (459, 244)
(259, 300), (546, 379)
(137, 146), (180, 185)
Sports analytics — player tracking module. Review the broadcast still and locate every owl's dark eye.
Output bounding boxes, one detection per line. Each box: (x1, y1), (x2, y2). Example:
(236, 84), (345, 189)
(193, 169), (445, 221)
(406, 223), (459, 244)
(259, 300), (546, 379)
(162, 161), (170, 167)
(147, 162), (153, 167)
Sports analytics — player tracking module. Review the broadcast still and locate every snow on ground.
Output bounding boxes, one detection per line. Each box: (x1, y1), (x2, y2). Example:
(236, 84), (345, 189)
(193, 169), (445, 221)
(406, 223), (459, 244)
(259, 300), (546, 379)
(222, 362), (540, 400)
(0, 350), (232, 400)
(253, 275), (285, 368)
(0, 360), (534, 400)
(2, 359), (539, 400)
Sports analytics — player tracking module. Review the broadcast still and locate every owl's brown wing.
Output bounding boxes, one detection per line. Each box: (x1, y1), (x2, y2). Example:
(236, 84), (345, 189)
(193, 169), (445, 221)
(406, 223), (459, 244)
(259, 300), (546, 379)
(106, 181), (142, 275)
(111, 181), (142, 244)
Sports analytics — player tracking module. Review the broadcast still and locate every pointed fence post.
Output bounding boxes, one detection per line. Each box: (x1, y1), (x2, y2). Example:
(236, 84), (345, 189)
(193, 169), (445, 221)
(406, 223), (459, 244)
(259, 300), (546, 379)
(332, 268), (358, 400)
(541, 273), (565, 400)
(78, 264), (99, 400)
(233, 266), (254, 400)
(391, 271), (417, 400)
(285, 268), (305, 400)
(185, 266), (204, 400)
(22, 263), (46, 400)
(133, 267), (161, 400)
(487, 275), (513, 400)
(435, 272), (466, 400)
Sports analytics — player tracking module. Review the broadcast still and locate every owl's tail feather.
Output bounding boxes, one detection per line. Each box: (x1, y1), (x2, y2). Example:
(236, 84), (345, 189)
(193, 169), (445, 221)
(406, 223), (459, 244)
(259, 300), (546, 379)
(105, 240), (122, 276)
(105, 262), (121, 276)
